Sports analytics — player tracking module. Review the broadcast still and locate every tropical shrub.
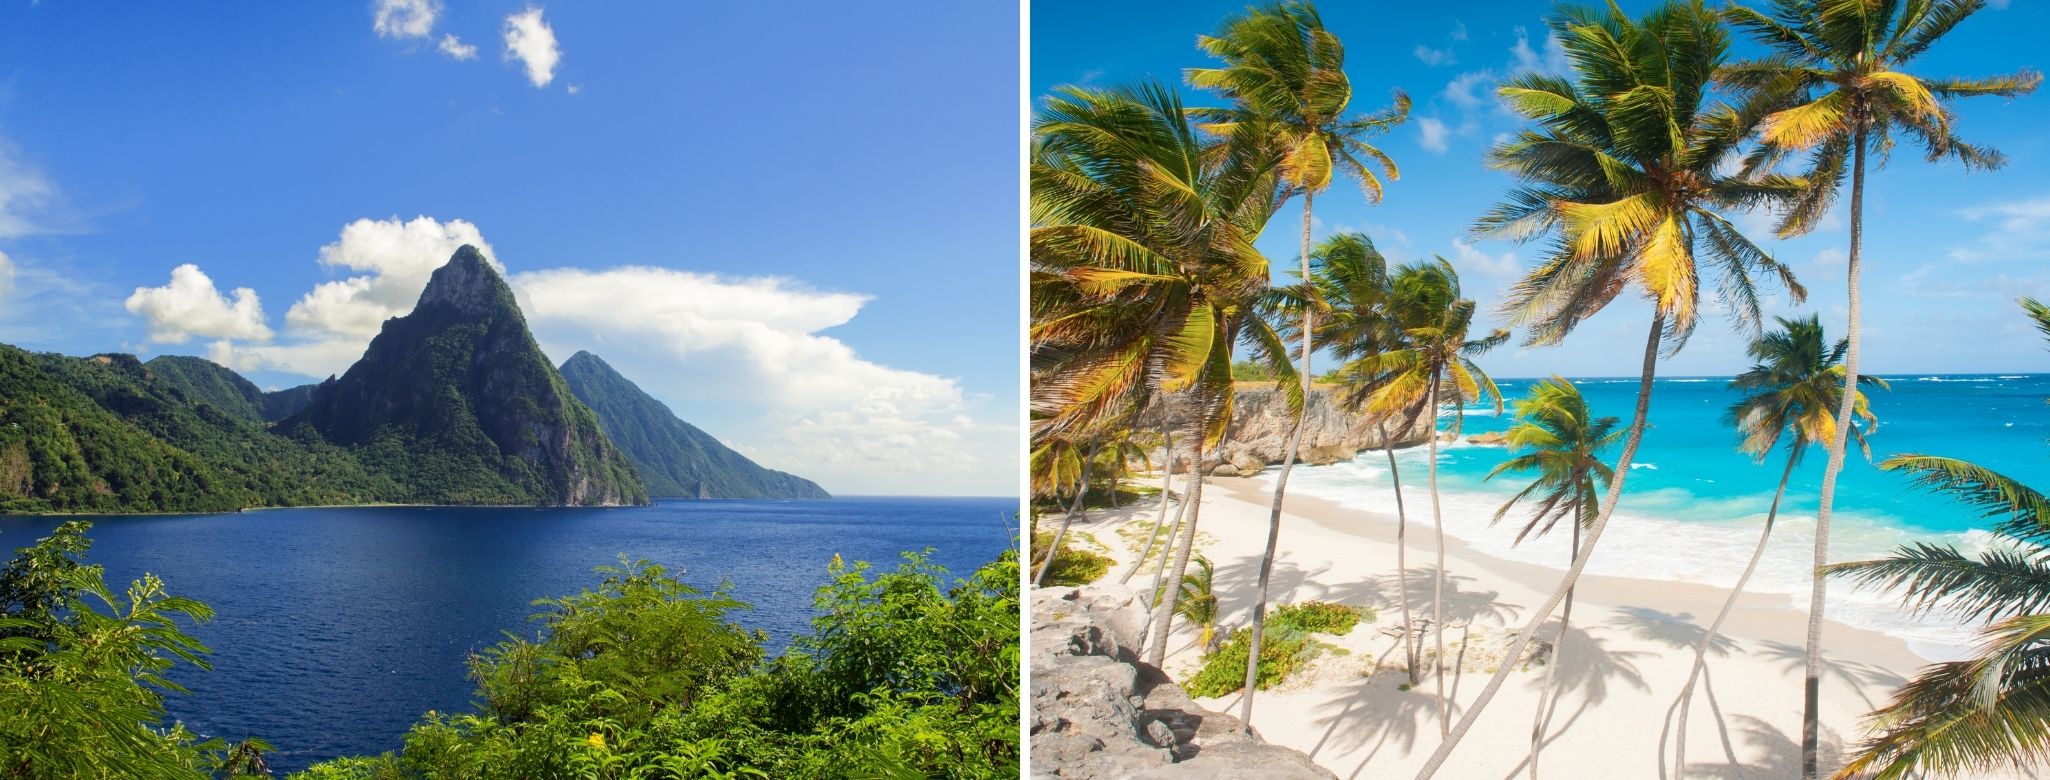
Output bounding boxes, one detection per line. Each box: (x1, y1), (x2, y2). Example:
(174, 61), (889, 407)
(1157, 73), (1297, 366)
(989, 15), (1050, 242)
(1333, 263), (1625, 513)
(1184, 626), (1315, 699)
(297, 550), (1021, 779)
(1029, 531), (1112, 586)
(1274, 601), (1369, 636)
(0, 521), (266, 779)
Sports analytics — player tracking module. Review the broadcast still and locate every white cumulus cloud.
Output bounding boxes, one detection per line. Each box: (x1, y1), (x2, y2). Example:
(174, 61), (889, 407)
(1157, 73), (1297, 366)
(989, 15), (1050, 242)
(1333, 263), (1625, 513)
(438, 34), (478, 61)
(503, 7), (561, 88)
(372, 0), (441, 39)
(124, 264), (274, 344)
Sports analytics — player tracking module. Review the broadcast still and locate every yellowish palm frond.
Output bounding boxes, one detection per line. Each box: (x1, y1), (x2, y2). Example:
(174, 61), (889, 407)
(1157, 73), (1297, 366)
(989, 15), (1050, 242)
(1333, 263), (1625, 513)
(1759, 89), (1848, 149)
(1637, 215), (1698, 323)
(1560, 192), (1664, 260)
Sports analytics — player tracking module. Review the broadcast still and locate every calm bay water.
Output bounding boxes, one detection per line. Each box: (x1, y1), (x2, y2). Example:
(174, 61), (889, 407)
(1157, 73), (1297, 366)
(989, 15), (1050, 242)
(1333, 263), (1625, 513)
(1277, 374), (2050, 658)
(0, 496), (1018, 773)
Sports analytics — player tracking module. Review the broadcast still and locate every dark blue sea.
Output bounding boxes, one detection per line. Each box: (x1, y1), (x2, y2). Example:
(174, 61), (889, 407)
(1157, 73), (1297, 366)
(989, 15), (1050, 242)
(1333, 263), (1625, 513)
(0, 496), (1020, 774)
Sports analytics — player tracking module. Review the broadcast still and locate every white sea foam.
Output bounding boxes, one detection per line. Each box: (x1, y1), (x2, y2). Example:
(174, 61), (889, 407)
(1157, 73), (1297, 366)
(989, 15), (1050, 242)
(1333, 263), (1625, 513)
(1630, 463), (1659, 470)
(1266, 455), (1988, 660)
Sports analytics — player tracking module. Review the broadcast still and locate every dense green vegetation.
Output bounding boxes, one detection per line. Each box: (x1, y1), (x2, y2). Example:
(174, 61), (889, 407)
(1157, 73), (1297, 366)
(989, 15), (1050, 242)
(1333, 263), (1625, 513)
(0, 346), (398, 514)
(283, 248), (646, 507)
(0, 522), (269, 778)
(0, 248), (671, 513)
(0, 522), (1019, 779)
(559, 351), (828, 500)
(142, 355), (272, 423)
(296, 550), (1017, 779)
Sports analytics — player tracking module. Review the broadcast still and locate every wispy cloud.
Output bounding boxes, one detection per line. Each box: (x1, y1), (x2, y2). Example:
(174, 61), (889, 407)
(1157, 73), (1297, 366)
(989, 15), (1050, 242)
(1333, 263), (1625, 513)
(372, 0), (441, 40)
(437, 34), (477, 61)
(0, 137), (58, 239)
(1950, 195), (2050, 262)
(1417, 116), (1451, 153)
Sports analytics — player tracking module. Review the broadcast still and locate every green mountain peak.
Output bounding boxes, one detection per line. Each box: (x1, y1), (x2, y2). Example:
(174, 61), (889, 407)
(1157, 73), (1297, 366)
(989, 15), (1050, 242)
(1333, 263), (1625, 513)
(282, 247), (648, 507)
(559, 351), (829, 500)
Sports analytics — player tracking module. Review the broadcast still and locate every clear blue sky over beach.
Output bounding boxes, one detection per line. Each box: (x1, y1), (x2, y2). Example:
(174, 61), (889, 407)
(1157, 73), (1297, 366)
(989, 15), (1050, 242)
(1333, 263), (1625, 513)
(0, 1), (1020, 496)
(1033, 0), (2049, 377)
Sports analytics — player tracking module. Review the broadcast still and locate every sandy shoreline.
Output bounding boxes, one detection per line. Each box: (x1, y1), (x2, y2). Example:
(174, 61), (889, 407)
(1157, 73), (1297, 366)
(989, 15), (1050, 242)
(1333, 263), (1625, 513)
(1054, 472), (2017, 779)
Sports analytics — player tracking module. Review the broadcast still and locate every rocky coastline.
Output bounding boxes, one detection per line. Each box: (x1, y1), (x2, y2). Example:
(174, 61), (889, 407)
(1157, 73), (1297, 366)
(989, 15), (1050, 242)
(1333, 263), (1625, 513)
(1029, 583), (1337, 780)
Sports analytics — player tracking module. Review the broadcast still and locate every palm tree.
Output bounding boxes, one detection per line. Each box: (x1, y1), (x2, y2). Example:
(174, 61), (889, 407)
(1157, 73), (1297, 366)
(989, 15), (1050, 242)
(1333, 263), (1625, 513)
(1029, 81), (1298, 668)
(1484, 377), (1620, 777)
(1669, 315), (1883, 776)
(1341, 258), (1506, 737)
(1313, 232), (1429, 684)
(1177, 555), (1221, 652)
(1716, 8), (2037, 772)
(1824, 299), (2050, 779)
(1031, 435), (1101, 587)
(1185, 0), (1410, 724)
(1420, 4), (1809, 773)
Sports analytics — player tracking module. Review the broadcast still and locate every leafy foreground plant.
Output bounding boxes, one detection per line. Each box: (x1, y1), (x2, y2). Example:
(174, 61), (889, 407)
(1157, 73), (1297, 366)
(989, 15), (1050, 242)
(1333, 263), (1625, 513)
(299, 550), (1021, 779)
(1820, 298), (2050, 780)
(1183, 600), (1368, 699)
(0, 521), (269, 779)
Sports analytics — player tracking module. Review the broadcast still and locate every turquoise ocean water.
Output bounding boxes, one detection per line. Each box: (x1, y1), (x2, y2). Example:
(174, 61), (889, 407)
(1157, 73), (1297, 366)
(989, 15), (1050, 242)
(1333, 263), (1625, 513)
(1272, 374), (2050, 659)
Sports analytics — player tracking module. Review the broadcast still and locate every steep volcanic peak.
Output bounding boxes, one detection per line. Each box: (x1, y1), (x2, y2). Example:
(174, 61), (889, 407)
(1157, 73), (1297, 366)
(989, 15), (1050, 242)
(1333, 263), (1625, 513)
(280, 245), (648, 507)
(415, 244), (517, 318)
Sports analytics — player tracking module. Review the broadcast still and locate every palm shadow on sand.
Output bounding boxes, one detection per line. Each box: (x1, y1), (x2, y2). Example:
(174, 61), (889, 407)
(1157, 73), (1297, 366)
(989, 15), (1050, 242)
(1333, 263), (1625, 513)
(1754, 639), (1906, 712)
(1679, 714), (1844, 779)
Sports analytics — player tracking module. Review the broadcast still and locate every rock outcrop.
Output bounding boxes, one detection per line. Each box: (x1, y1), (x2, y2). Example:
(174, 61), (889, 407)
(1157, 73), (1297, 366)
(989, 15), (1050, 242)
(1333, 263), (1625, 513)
(1146, 385), (1435, 475)
(1031, 584), (1337, 780)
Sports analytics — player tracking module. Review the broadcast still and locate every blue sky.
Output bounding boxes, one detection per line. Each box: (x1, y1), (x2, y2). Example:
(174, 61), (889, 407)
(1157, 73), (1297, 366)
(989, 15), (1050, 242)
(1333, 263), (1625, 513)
(1033, 0), (2050, 379)
(0, 1), (1019, 496)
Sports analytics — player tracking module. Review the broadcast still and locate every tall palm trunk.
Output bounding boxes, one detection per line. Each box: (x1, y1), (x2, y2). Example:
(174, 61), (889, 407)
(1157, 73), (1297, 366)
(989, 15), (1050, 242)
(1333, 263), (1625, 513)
(1148, 419), (1210, 669)
(1242, 190), (1318, 724)
(1383, 420), (1420, 684)
(1035, 445), (1097, 587)
(1425, 375), (1450, 736)
(1122, 430), (1177, 585)
(1136, 464), (1197, 656)
(1802, 125), (1866, 780)
(1416, 312), (1666, 779)
(1674, 447), (1800, 777)
(1528, 494), (1581, 779)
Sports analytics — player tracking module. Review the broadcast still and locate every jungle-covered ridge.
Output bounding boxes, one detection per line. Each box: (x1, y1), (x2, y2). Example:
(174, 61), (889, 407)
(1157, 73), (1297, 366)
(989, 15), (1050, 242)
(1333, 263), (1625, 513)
(0, 247), (827, 514)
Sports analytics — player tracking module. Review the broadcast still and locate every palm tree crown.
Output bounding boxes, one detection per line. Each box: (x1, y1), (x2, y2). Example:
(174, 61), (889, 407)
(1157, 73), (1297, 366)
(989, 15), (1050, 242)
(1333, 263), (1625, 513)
(1726, 314), (1885, 461)
(1186, 1), (1408, 204)
(1029, 82), (1296, 444)
(1487, 377), (1621, 546)
(1477, 1), (1809, 349)
(1722, 0), (2040, 236)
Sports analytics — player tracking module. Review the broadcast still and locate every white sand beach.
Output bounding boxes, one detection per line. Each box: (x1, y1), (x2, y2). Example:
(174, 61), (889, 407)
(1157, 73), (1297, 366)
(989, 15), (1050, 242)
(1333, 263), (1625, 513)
(1055, 473), (2024, 780)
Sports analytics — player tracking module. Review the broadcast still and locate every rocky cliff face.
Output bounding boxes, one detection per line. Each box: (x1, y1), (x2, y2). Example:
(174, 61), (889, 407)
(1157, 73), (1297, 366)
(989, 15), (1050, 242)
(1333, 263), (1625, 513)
(1147, 385), (1435, 476)
(282, 246), (648, 507)
(1031, 584), (1337, 780)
